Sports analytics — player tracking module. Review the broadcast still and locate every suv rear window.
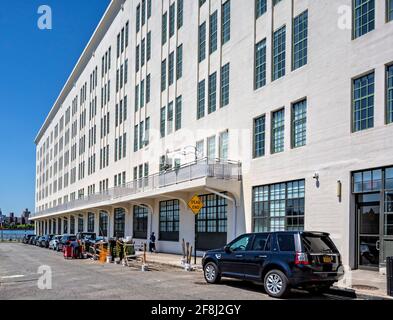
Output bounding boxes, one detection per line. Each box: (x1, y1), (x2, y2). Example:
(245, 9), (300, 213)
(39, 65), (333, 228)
(277, 234), (295, 252)
(301, 234), (338, 254)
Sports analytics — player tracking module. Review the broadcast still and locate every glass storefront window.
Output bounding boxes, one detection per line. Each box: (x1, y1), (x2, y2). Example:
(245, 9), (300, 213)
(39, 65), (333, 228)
(353, 169), (382, 193)
(253, 179), (305, 232)
(386, 168), (393, 190)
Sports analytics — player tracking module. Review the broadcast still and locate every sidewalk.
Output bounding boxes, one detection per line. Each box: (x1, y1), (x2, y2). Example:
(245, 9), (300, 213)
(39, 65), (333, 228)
(142, 252), (392, 299)
(334, 269), (392, 300)
(144, 252), (203, 270)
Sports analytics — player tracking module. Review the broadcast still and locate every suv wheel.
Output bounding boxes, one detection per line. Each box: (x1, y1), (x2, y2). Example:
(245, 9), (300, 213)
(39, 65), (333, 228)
(264, 270), (289, 298)
(204, 262), (221, 284)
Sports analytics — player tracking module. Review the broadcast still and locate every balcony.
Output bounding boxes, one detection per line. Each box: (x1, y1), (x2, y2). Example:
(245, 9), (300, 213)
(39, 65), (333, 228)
(32, 158), (242, 219)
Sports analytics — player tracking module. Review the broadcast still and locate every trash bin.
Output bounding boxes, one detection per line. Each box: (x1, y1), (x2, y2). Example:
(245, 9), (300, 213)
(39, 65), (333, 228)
(387, 256), (393, 297)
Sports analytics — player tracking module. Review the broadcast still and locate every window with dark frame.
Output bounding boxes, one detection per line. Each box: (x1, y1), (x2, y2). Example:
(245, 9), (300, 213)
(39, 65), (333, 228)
(159, 200), (180, 241)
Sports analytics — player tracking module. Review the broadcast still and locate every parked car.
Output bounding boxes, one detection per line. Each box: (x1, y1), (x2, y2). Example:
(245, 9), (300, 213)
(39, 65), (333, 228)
(22, 234), (35, 244)
(76, 232), (96, 242)
(202, 231), (344, 298)
(58, 234), (77, 252)
(28, 235), (37, 245)
(35, 236), (45, 247)
(49, 235), (62, 251)
(40, 234), (54, 248)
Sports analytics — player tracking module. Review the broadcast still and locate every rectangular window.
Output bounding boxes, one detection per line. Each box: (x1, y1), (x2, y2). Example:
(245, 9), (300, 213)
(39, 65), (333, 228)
(146, 74), (151, 103)
(169, 52), (175, 86)
(252, 180), (305, 232)
(176, 45), (183, 80)
(145, 117), (150, 146)
(219, 131), (229, 161)
(147, 0), (152, 18)
(292, 99), (307, 148)
(139, 121), (144, 150)
(387, 65), (393, 124)
(175, 96), (182, 131)
(162, 12), (168, 45)
(293, 10), (308, 70)
(136, 4), (141, 33)
(136, 45), (140, 72)
(389, 0), (393, 21)
(272, 109), (285, 154)
(210, 11), (218, 54)
(199, 22), (206, 63)
(177, 0), (184, 29)
(222, 1), (231, 45)
(253, 115), (265, 158)
(140, 80), (145, 108)
(197, 80), (206, 119)
(353, 0), (375, 39)
(353, 72), (374, 132)
(196, 194), (227, 234)
(161, 59), (167, 91)
(169, 3), (175, 37)
(123, 133), (127, 158)
(141, 39), (145, 67)
(273, 26), (286, 81)
(255, 39), (267, 89)
(147, 31), (151, 61)
(220, 63), (230, 107)
(161, 60), (166, 91)
(159, 200), (180, 241)
(160, 107), (166, 138)
(134, 125), (139, 152)
(87, 213), (95, 233)
(141, 0), (146, 26)
(133, 206), (148, 239)
(167, 102), (174, 135)
(135, 84), (139, 112)
(256, 0), (267, 18)
(207, 136), (216, 161)
(208, 72), (217, 114)
(114, 208), (125, 238)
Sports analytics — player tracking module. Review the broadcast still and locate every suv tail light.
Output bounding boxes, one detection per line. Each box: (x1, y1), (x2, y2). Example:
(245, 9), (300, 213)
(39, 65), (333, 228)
(295, 252), (310, 265)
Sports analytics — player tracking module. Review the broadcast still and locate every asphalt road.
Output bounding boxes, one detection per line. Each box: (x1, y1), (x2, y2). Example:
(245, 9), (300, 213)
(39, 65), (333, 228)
(0, 243), (357, 300)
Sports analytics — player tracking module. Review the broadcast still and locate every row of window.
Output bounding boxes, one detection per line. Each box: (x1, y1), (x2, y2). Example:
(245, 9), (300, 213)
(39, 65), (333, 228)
(161, 45), (183, 92)
(161, 0), (184, 45)
(159, 96), (182, 139)
(253, 99), (307, 158)
(198, 1), (231, 63)
(255, 10), (308, 91)
(197, 63), (230, 119)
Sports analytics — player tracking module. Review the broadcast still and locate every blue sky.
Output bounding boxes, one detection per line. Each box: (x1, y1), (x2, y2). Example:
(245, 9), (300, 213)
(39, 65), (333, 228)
(0, 0), (110, 216)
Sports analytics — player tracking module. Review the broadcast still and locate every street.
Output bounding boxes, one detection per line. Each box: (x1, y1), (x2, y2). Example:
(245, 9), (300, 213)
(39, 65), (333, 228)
(0, 243), (357, 300)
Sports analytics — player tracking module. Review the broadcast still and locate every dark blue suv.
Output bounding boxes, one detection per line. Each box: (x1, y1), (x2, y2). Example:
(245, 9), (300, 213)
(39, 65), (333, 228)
(202, 231), (344, 298)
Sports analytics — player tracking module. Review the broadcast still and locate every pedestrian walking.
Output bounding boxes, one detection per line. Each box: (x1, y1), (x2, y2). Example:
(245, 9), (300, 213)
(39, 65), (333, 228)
(149, 232), (156, 253)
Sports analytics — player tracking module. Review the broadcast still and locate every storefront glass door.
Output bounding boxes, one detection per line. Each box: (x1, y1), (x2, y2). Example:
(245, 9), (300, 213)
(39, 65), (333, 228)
(357, 193), (380, 269)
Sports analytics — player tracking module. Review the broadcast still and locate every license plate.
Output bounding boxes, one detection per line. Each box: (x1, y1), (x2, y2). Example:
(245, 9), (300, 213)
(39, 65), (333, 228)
(323, 256), (332, 263)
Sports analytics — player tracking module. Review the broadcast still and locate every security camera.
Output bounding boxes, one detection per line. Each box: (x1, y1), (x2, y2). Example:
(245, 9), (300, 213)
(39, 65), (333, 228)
(313, 173), (319, 180)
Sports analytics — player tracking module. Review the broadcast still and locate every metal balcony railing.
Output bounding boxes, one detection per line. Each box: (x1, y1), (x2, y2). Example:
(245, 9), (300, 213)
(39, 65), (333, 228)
(32, 158), (242, 218)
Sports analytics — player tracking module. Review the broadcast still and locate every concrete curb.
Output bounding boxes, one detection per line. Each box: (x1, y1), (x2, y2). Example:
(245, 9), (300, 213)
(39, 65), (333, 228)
(330, 286), (393, 300)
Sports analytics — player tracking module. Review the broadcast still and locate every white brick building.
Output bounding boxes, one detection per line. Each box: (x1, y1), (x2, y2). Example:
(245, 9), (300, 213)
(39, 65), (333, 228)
(32, 0), (393, 272)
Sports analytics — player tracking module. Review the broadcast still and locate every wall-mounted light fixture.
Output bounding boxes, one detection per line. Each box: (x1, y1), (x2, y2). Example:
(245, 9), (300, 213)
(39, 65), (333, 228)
(337, 180), (342, 202)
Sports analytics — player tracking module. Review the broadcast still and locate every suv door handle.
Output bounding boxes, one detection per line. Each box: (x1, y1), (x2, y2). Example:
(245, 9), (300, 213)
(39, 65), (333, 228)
(235, 254), (244, 258)
(258, 255), (267, 258)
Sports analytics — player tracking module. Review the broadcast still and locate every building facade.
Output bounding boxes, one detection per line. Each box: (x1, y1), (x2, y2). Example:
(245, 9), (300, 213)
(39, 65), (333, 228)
(32, 0), (393, 272)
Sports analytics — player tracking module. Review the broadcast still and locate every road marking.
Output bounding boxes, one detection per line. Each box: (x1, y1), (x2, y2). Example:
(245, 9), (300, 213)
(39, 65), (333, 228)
(1, 275), (25, 279)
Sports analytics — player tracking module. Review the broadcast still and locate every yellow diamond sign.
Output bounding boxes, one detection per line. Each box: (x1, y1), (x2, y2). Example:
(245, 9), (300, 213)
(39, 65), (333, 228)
(188, 194), (204, 215)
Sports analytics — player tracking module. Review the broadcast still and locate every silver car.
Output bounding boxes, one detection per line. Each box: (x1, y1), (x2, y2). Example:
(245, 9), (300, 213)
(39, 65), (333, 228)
(49, 235), (62, 251)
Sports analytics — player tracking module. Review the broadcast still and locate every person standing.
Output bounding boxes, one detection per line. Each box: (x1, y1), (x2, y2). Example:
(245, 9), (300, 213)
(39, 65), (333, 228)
(149, 232), (156, 253)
